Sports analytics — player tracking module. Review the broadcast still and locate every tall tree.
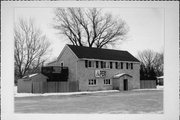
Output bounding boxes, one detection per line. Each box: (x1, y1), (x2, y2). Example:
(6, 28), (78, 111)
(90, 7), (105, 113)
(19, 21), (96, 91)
(53, 8), (129, 48)
(137, 50), (163, 80)
(14, 18), (51, 80)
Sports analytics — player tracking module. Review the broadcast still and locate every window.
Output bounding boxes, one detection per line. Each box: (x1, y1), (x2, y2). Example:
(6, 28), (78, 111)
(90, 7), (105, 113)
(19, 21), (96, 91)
(89, 79), (96, 85)
(110, 62), (113, 69)
(103, 62), (106, 68)
(115, 62), (118, 69)
(121, 62), (123, 69)
(126, 63), (129, 69)
(91, 61), (94, 68)
(85, 60), (88, 68)
(60, 61), (64, 67)
(96, 61), (99, 68)
(131, 63), (133, 69)
(117, 62), (121, 69)
(104, 79), (111, 85)
(88, 61), (91, 67)
(101, 61), (103, 68)
(85, 60), (94, 68)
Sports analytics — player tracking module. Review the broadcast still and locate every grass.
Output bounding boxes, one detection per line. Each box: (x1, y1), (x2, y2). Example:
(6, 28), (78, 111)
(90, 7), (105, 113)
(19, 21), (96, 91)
(15, 90), (163, 114)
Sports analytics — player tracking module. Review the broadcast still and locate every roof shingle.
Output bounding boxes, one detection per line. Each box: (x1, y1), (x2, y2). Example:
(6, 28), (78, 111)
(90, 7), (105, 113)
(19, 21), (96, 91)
(67, 45), (139, 62)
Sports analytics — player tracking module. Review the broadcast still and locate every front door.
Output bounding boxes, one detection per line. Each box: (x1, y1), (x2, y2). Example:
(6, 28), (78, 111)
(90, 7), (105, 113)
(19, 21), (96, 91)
(123, 79), (128, 91)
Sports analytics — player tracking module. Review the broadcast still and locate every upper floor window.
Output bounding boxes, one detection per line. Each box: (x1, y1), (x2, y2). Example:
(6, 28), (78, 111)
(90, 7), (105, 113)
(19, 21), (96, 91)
(88, 61), (91, 67)
(131, 63), (133, 69)
(110, 62), (113, 69)
(103, 62), (106, 68)
(85, 60), (88, 68)
(96, 61), (99, 68)
(121, 62), (123, 69)
(85, 60), (94, 68)
(106, 62), (110, 69)
(115, 62), (118, 69)
(126, 63), (129, 69)
(101, 61), (103, 68)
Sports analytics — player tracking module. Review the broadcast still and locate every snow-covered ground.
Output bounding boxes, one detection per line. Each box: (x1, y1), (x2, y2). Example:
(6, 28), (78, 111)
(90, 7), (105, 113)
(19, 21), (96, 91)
(14, 85), (163, 97)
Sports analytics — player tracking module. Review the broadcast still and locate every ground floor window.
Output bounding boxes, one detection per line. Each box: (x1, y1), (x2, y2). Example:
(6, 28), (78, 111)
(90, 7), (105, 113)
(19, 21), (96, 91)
(89, 79), (96, 85)
(104, 79), (111, 85)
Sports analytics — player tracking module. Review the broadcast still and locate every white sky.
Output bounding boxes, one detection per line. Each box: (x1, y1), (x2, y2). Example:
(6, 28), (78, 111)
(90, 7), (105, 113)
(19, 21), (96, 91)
(15, 7), (164, 62)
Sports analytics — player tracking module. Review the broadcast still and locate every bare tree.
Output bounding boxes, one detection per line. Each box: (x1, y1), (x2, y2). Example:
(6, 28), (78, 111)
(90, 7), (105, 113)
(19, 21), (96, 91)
(14, 18), (51, 79)
(137, 50), (163, 79)
(53, 8), (129, 48)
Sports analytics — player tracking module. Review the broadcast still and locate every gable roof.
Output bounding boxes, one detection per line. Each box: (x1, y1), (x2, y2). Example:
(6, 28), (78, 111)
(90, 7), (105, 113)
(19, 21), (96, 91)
(67, 44), (139, 62)
(113, 73), (133, 79)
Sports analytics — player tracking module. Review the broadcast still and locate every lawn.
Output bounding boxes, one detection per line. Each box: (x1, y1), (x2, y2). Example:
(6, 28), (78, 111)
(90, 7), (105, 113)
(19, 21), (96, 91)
(14, 90), (163, 114)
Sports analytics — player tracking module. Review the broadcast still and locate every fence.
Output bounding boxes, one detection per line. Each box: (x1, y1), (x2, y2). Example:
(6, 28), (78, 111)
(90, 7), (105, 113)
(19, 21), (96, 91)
(140, 80), (156, 89)
(32, 81), (79, 93)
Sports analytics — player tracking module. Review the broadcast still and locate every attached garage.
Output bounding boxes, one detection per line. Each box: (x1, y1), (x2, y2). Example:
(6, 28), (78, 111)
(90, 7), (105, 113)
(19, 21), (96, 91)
(112, 73), (133, 91)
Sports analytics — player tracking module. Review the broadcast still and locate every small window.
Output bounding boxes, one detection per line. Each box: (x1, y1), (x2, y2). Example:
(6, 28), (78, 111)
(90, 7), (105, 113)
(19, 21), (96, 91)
(103, 62), (106, 68)
(89, 79), (96, 85)
(85, 60), (88, 68)
(118, 62), (121, 69)
(91, 61), (94, 68)
(96, 61), (99, 68)
(131, 63), (133, 69)
(60, 61), (64, 67)
(115, 62), (118, 69)
(121, 62), (123, 69)
(110, 62), (113, 69)
(101, 61), (103, 68)
(126, 63), (129, 69)
(106, 62), (110, 68)
(88, 61), (91, 67)
(104, 79), (111, 85)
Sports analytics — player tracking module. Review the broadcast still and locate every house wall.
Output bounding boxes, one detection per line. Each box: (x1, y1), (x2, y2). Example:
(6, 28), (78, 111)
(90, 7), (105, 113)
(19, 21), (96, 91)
(77, 60), (140, 91)
(56, 46), (78, 82)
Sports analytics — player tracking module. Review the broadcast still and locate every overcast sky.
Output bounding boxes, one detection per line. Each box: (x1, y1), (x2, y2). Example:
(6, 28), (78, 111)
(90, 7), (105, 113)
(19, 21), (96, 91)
(15, 7), (164, 62)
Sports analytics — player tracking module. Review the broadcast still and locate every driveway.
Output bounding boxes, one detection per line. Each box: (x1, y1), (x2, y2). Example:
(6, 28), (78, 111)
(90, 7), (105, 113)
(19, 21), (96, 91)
(15, 89), (163, 114)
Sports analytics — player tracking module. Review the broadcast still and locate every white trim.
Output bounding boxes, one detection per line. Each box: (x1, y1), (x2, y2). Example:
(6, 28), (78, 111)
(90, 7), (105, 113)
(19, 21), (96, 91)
(88, 79), (97, 86)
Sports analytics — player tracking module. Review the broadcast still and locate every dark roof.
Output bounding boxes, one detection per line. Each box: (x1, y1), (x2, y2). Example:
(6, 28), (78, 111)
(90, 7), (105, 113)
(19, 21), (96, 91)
(67, 45), (139, 62)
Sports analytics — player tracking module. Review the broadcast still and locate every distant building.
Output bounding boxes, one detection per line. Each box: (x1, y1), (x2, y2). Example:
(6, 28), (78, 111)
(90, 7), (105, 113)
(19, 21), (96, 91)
(17, 73), (48, 93)
(157, 76), (164, 85)
(47, 44), (140, 91)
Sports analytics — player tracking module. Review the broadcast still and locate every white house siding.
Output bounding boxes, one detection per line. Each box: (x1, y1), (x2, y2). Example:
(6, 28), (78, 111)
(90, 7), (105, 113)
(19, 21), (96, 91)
(56, 46), (78, 82)
(77, 60), (140, 91)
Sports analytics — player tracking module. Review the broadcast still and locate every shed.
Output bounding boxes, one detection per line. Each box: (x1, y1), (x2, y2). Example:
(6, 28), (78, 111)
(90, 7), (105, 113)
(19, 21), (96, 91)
(157, 76), (164, 85)
(112, 73), (133, 91)
(17, 73), (48, 93)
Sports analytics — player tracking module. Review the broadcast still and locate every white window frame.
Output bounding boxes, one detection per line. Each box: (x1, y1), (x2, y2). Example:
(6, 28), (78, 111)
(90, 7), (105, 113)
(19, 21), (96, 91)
(88, 79), (97, 86)
(104, 79), (111, 85)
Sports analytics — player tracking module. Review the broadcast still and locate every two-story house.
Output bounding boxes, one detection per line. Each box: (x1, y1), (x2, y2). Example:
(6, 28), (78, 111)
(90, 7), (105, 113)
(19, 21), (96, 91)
(47, 44), (140, 91)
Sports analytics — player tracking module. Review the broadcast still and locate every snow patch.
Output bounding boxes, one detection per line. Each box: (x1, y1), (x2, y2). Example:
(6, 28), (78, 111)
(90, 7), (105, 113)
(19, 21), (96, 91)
(14, 88), (119, 97)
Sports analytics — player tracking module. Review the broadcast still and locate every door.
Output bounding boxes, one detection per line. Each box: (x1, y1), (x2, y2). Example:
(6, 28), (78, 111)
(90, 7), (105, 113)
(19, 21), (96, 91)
(123, 79), (128, 91)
